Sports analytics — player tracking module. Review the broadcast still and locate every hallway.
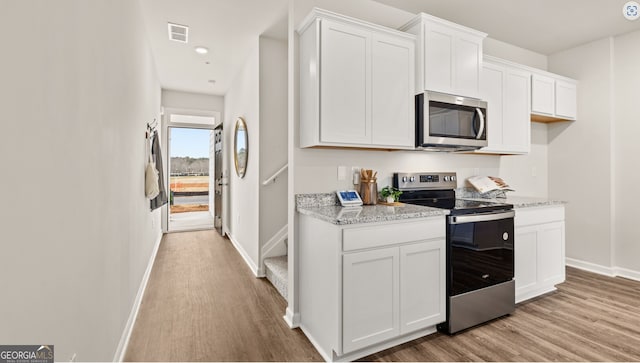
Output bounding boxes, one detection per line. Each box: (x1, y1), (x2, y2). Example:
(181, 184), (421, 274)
(124, 230), (321, 361)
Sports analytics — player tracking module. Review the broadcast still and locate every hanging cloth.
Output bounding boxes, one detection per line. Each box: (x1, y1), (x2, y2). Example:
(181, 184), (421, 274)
(150, 131), (168, 210)
(145, 148), (160, 199)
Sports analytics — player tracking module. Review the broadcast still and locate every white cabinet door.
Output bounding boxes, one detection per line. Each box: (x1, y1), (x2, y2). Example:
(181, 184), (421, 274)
(502, 68), (531, 153)
(421, 19), (484, 98)
(455, 35), (482, 99)
(531, 74), (555, 116)
(399, 239), (446, 334)
(555, 81), (577, 120)
(481, 63), (505, 149)
(515, 226), (538, 298)
(480, 59), (530, 154)
(423, 22), (454, 95)
(371, 33), (415, 147)
(514, 214), (566, 303)
(343, 247), (400, 353)
(320, 20), (371, 145)
(537, 222), (565, 286)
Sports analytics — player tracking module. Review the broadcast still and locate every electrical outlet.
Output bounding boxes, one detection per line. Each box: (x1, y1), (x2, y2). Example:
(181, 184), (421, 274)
(532, 167), (538, 177)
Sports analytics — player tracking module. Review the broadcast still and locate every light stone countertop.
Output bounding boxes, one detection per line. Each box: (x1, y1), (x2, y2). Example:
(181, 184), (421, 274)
(295, 193), (447, 225)
(461, 196), (567, 209)
(297, 203), (448, 226)
(295, 193), (564, 226)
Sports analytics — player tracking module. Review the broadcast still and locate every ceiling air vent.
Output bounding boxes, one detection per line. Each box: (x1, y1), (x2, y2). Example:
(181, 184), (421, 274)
(168, 22), (188, 43)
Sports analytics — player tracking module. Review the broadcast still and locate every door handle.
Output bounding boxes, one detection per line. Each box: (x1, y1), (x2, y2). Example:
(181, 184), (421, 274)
(475, 108), (485, 139)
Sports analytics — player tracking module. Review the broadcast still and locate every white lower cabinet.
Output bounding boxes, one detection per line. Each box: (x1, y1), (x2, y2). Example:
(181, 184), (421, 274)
(399, 241), (446, 334)
(298, 215), (446, 361)
(514, 206), (566, 303)
(343, 247), (400, 353)
(343, 239), (446, 353)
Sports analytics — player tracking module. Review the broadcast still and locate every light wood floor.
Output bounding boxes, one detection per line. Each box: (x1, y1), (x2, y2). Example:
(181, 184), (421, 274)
(125, 230), (640, 362)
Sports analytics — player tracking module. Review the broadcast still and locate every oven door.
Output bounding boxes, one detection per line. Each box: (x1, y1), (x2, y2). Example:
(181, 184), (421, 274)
(447, 210), (514, 296)
(416, 91), (488, 149)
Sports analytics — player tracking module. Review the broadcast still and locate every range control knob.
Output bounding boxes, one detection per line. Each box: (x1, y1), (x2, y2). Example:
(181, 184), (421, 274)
(409, 176), (415, 182)
(402, 176), (408, 183)
(443, 176), (449, 182)
(451, 176), (456, 181)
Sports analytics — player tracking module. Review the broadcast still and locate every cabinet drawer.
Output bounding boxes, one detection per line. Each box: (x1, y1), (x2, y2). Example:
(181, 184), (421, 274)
(343, 218), (445, 252)
(515, 206), (565, 227)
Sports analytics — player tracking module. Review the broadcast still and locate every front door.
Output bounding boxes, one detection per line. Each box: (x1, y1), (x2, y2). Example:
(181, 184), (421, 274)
(214, 125), (223, 235)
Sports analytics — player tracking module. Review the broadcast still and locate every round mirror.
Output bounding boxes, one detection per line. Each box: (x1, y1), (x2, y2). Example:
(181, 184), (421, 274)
(234, 117), (248, 178)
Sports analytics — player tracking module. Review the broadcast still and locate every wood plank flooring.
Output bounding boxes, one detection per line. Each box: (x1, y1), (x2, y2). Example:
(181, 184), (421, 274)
(125, 230), (640, 362)
(124, 230), (322, 361)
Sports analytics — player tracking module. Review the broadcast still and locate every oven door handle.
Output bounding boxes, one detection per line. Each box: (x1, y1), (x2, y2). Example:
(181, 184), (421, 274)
(449, 210), (515, 224)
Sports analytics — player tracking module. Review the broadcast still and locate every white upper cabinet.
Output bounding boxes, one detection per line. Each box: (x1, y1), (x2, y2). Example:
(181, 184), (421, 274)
(320, 20), (371, 145)
(479, 56), (531, 155)
(371, 33), (415, 147)
(400, 13), (486, 99)
(555, 80), (578, 120)
(531, 74), (555, 116)
(531, 72), (578, 122)
(298, 8), (415, 149)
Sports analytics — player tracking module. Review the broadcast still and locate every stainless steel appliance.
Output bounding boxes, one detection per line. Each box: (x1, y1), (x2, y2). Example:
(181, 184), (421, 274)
(393, 172), (515, 334)
(416, 91), (488, 151)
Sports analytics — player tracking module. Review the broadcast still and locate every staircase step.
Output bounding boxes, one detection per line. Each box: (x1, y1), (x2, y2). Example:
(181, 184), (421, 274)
(264, 255), (288, 301)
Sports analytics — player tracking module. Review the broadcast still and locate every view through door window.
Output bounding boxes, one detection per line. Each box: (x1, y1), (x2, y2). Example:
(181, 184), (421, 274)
(169, 127), (214, 231)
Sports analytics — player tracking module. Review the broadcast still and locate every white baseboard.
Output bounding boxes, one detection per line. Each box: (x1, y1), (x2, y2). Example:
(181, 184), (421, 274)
(566, 257), (640, 282)
(614, 266), (640, 281)
(283, 307), (300, 329)
(566, 258), (616, 277)
(300, 323), (437, 362)
(227, 232), (261, 277)
(113, 230), (163, 362)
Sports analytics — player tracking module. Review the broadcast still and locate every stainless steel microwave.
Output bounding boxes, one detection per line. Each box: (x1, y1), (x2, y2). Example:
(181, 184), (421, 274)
(416, 91), (488, 151)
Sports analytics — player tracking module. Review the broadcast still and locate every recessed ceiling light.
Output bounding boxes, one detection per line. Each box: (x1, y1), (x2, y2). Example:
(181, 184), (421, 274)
(208, 80), (216, 84)
(195, 46), (209, 54)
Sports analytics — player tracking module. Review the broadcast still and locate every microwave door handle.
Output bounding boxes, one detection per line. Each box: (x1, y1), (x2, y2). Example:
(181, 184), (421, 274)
(475, 108), (485, 139)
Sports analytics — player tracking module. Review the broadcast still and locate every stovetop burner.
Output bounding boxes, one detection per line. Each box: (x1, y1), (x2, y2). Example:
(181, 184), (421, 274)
(393, 172), (513, 215)
(403, 197), (513, 215)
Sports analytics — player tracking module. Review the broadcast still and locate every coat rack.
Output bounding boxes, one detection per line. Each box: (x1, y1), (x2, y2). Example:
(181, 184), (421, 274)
(146, 118), (158, 139)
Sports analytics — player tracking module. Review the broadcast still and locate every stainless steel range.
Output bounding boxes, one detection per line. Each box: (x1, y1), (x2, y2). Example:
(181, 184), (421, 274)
(393, 172), (515, 334)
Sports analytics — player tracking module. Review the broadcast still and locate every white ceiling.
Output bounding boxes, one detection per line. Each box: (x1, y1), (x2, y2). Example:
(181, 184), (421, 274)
(139, 0), (287, 96)
(140, 0), (640, 96)
(373, 0), (640, 55)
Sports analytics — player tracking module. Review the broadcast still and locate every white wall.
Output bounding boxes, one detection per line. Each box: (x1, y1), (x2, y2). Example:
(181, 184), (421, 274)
(224, 40), (261, 273)
(259, 37), (289, 255)
(0, 0), (162, 361)
(484, 37), (548, 70)
(161, 89), (225, 117)
(548, 38), (614, 268)
(613, 29), (640, 273)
